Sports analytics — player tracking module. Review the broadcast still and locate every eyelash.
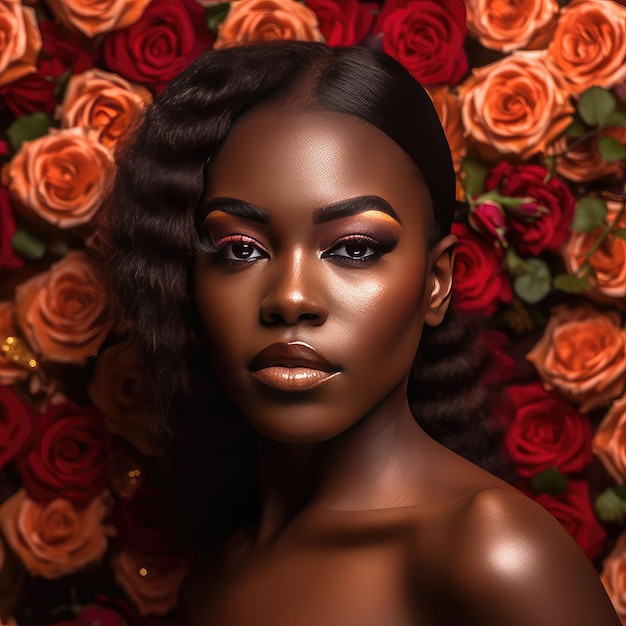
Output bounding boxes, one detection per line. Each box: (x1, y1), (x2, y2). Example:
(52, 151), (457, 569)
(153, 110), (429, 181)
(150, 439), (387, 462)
(209, 235), (269, 265)
(321, 235), (386, 265)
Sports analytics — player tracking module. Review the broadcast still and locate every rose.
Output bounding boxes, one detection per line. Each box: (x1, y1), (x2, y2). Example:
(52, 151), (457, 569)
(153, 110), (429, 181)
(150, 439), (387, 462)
(49, 604), (127, 626)
(0, 188), (22, 271)
(45, 0), (151, 37)
(14, 251), (112, 365)
(458, 52), (574, 159)
(214, 0), (324, 49)
(593, 394), (626, 484)
(527, 305), (626, 413)
(111, 549), (190, 617)
(467, 199), (507, 247)
(548, 126), (626, 184)
(305, 0), (374, 46)
(18, 400), (110, 504)
(0, 489), (113, 579)
(504, 382), (593, 478)
(0, 3), (41, 88)
(601, 529), (626, 620)
(562, 201), (626, 300)
(484, 161), (576, 256)
(375, 0), (468, 86)
(451, 222), (513, 315)
(0, 302), (30, 386)
(7, 127), (113, 229)
(88, 342), (161, 456)
(0, 386), (33, 471)
(103, 0), (214, 90)
(547, 0), (626, 95)
(523, 480), (606, 560)
(465, 0), (559, 52)
(60, 68), (152, 149)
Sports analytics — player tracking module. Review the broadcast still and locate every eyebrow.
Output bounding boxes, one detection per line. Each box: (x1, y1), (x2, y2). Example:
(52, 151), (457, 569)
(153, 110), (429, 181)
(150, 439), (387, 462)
(200, 195), (401, 226)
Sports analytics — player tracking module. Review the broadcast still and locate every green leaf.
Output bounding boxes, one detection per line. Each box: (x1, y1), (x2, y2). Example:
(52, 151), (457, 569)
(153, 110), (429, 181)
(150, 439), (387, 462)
(205, 2), (230, 34)
(553, 273), (591, 293)
(564, 119), (586, 138)
(6, 112), (52, 152)
(571, 197), (607, 232)
(462, 156), (489, 197)
(604, 109), (626, 128)
(598, 135), (626, 162)
(613, 227), (626, 241)
(514, 258), (551, 304)
(578, 87), (616, 127)
(595, 487), (626, 523)
(530, 466), (568, 495)
(11, 230), (46, 261)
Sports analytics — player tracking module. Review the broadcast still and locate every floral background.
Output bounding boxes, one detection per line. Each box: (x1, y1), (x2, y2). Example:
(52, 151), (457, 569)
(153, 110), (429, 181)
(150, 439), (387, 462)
(0, 0), (625, 623)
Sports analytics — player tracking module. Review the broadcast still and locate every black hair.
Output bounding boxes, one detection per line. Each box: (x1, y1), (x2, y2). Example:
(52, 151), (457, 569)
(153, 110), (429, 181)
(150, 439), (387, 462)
(94, 41), (506, 543)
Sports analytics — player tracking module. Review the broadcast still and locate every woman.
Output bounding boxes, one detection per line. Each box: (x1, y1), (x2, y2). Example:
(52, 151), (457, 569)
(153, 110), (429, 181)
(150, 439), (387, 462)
(99, 42), (620, 625)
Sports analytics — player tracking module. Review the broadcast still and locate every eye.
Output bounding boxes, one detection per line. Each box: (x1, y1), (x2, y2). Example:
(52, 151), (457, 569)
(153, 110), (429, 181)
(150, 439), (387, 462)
(214, 235), (268, 264)
(322, 235), (383, 265)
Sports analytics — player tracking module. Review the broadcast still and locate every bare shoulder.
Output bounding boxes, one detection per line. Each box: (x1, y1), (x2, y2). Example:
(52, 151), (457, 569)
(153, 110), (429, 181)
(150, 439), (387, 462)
(439, 487), (620, 626)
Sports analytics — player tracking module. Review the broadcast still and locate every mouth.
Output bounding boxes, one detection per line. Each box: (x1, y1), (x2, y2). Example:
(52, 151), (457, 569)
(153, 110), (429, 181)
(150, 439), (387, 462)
(249, 342), (340, 392)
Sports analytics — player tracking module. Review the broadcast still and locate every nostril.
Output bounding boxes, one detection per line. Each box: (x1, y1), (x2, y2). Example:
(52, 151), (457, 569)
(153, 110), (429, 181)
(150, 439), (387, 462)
(299, 313), (318, 321)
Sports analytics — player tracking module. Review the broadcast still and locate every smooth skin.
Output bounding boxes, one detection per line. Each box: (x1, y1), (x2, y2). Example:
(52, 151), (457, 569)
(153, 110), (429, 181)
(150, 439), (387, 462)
(184, 106), (620, 626)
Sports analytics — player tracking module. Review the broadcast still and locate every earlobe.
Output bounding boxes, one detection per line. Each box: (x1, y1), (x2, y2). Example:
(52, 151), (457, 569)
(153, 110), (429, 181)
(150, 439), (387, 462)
(424, 234), (456, 327)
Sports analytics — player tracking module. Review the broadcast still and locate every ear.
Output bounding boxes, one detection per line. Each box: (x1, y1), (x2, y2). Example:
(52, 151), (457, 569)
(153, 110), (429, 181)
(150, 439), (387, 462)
(424, 233), (456, 328)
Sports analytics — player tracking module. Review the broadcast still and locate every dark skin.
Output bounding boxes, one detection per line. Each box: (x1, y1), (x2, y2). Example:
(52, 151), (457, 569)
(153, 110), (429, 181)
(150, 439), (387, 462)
(183, 106), (620, 625)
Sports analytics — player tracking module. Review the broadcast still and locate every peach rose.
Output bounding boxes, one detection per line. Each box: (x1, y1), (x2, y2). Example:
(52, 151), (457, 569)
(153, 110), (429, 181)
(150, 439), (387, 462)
(465, 0), (559, 52)
(0, 489), (114, 579)
(527, 305), (626, 413)
(548, 126), (626, 184)
(426, 85), (467, 202)
(0, 301), (29, 385)
(112, 549), (190, 617)
(45, 0), (151, 38)
(7, 127), (113, 229)
(214, 0), (324, 49)
(59, 68), (151, 149)
(547, 0), (626, 95)
(562, 201), (626, 300)
(88, 342), (161, 456)
(458, 52), (574, 159)
(594, 393), (626, 484)
(601, 529), (626, 622)
(14, 250), (112, 365)
(0, 2), (41, 88)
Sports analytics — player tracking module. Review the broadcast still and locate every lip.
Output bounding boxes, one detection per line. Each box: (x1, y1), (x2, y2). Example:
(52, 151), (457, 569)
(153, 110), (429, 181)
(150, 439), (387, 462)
(249, 342), (340, 392)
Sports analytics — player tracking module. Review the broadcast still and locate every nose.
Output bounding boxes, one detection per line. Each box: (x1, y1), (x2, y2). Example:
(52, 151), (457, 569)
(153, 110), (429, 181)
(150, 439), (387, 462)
(259, 250), (328, 327)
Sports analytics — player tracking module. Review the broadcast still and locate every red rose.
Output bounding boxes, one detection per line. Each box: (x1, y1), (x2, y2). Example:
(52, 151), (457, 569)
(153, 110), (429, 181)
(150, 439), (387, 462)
(305, 0), (375, 46)
(468, 198), (507, 247)
(0, 188), (22, 271)
(375, 0), (468, 85)
(523, 480), (606, 560)
(50, 604), (127, 626)
(103, 0), (213, 90)
(18, 401), (111, 504)
(451, 222), (513, 315)
(0, 386), (33, 471)
(485, 162), (576, 256)
(504, 382), (593, 478)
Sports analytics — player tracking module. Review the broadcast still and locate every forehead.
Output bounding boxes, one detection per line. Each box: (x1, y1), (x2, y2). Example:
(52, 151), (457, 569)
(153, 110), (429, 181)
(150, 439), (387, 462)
(205, 106), (432, 216)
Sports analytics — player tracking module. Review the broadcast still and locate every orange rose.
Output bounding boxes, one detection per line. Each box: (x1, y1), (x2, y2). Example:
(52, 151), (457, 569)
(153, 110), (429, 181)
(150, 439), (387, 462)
(45, 0), (151, 38)
(14, 250), (112, 365)
(0, 301), (29, 386)
(594, 393), (626, 484)
(601, 529), (626, 623)
(547, 0), (626, 95)
(7, 127), (113, 229)
(527, 305), (626, 413)
(88, 342), (161, 456)
(112, 549), (190, 617)
(426, 85), (467, 202)
(214, 0), (324, 49)
(0, 2), (41, 88)
(465, 0), (559, 52)
(0, 489), (113, 579)
(458, 52), (574, 159)
(60, 68), (152, 149)
(548, 126), (626, 184)
(562, 201), (626, 300)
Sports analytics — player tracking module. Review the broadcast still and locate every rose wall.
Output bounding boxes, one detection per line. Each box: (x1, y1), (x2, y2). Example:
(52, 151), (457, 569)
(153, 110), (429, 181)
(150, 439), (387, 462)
(1, 0), (626, 624)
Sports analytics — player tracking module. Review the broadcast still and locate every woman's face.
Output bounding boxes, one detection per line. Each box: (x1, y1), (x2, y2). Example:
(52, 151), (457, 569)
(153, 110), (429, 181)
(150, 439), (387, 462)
(194, 106), (454, 444)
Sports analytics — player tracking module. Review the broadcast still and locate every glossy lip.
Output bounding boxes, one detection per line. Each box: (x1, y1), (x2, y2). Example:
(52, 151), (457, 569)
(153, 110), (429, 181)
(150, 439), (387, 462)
(249, 342), (340, 392)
